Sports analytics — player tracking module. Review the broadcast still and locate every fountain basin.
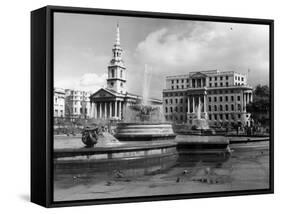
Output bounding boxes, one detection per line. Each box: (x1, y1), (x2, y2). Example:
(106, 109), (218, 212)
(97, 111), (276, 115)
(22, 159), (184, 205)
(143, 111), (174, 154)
(115, 122), (176, 141)
(54, 140), (178, 173)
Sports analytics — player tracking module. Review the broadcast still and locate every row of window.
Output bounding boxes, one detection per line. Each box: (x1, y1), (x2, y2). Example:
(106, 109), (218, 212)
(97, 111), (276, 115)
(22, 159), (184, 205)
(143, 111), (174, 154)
(164, 95), (241, 105)
(209, 95), (240, 102)
(68, 91), (90, 96)
(68, 107), (89, 114)
(67, 96), (90, 100)
(165, 98), (184, 104)
(54, 97), (64, 104)
(69, 101), (90, 106)
(164, 113), (242, 121)
(54, 110), (64, 116)
(209, 76), (229, 81)
(209, 82), (229, 87)
(164, 89), (244, 97)
(235, 76), (244, 81)
(209, 113), (241, 120)
(234, 82), (245, 86)
(171, 79), (188, 84)
(171, 85), (189, 90)
(170, 82), (232, 89)
(170, 75), (243, 84)
(208, 104), (241, 112)
(165, 103), (242, 113)
(165, 106), (186, 113)
(208, 89), (239, 95)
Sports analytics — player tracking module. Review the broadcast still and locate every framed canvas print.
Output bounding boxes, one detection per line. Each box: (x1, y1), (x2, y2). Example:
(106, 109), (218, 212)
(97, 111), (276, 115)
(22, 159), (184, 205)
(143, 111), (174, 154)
(31, 5), (274, 207)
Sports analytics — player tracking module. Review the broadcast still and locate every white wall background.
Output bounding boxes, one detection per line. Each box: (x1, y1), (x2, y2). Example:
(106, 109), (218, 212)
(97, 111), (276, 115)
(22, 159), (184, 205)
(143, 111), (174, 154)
(0, 0), (279, 212)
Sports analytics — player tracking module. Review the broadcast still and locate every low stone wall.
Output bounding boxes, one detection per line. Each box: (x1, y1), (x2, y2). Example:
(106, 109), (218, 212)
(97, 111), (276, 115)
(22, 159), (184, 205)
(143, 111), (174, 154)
(54, 142), (178, 170)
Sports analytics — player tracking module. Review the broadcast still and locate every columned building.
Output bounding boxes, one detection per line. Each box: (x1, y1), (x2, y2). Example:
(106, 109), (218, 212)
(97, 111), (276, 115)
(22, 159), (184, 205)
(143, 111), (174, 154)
(90, 88), (142, 120)
(163, 70), (253, 126)
(90, 24), (162, 120)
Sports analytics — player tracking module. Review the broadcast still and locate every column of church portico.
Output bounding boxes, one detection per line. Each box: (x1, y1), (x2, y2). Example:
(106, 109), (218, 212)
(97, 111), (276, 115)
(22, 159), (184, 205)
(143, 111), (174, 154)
(96, 103), (98, 118)
(119, 101), (122, 119)
(192, 96), (195, 113)
(122, 102), (126, 118)
(115, 101), (117, 117)
(109, 102), (112, 118)
(98, 102), (102, 118)
(102, 102), (104, 118)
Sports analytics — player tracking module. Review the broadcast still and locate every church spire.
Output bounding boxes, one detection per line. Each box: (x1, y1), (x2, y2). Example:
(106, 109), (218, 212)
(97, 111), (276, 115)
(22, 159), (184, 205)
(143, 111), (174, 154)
(115, 23), (120, 46)
(107, 23), (127, 94)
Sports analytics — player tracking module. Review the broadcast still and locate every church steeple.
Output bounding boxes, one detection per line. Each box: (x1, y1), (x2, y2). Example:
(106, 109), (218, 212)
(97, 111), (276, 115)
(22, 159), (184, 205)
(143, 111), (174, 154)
(106, 24), (127, 94)
(115, 23), (120, 46)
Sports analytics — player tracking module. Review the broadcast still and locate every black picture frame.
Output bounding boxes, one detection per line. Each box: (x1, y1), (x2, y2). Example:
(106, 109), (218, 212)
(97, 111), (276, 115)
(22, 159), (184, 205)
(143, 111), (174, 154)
(31, 5), (274, 208)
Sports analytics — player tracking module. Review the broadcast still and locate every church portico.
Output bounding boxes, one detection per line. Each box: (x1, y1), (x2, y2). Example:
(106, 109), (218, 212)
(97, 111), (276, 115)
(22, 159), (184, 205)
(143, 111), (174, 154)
(90, 88), (127, 120)
(92, 100), (122, 119)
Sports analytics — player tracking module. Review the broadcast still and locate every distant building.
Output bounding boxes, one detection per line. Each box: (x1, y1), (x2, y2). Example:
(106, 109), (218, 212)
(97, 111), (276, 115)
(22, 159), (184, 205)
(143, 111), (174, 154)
(163, 70), (253, 126)
(65, 89), (91, 119)
(90, 24), (162, 120)
(54, 88), (65, 117)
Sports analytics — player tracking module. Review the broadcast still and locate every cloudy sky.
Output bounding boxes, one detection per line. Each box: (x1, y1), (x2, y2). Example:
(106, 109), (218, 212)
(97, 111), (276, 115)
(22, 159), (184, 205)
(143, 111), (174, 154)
(54, 12), (269, 98)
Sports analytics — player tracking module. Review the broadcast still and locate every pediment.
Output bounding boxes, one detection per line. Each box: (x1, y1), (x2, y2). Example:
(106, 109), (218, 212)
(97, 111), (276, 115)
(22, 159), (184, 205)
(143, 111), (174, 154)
(91, 88), (116, 98)
(190, 72), (207, 78)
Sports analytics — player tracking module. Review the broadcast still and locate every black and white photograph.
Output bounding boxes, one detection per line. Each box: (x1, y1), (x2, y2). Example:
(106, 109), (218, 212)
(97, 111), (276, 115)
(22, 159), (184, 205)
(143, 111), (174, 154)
(52, 11), (272, 202)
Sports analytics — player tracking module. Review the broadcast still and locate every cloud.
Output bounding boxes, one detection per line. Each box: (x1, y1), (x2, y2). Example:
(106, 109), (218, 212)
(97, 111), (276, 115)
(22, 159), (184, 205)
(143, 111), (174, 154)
(135, 22), (269, 86)
(80, 73), (107, 87)
(55, 73), (107, 93)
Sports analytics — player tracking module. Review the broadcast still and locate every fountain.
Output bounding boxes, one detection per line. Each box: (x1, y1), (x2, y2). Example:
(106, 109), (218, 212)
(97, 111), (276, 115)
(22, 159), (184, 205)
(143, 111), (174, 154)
(54, 65), (177, 173)
(191, 100), (209, 130)
(115, 65), (176, 141)
(176, 98), (229, 153)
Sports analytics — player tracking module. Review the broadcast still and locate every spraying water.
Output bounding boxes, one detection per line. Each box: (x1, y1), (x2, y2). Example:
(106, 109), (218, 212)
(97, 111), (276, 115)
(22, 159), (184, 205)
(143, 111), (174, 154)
(142, 64), (152, 106)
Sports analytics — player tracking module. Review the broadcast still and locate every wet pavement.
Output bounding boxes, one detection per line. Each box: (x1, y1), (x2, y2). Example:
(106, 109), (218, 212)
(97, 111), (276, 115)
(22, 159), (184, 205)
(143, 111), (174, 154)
(53, 135), (270, 202)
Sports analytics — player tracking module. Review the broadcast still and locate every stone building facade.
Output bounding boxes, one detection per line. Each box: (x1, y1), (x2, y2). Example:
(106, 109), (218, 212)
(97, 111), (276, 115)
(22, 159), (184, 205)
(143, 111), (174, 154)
(65, 89), (91, 119)
(54, 87), (65, 117)
(163, 70), (253, 126)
